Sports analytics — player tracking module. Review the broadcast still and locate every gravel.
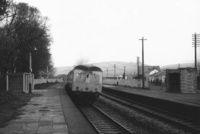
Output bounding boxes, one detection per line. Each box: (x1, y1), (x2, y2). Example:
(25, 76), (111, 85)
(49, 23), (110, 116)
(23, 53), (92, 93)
(94, 96), (187, 134)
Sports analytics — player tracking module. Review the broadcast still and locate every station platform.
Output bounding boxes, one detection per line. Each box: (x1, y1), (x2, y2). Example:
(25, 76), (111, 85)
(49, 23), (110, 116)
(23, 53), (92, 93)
(103, 84), (200, 107)
(0, 84), (97, 134)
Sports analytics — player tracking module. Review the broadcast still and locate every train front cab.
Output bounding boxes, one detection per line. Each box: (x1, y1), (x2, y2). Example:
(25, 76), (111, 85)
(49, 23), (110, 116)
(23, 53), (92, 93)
(72, 69), (102, 102)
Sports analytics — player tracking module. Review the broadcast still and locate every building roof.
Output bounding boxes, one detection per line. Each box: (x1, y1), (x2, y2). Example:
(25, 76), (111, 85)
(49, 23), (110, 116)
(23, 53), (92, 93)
(74, 65), (103, 72)
(139, 65), (160, 73)
(153, 71), (166, 76)
(149, 69), (159, 75)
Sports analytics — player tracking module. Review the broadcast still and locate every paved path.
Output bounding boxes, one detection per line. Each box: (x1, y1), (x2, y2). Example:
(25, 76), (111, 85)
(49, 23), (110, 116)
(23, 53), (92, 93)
(0, 88), (69, 134)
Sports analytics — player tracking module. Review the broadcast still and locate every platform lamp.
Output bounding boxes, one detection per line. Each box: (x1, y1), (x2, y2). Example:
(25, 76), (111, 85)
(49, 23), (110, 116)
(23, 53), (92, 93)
(29, 47), (37, 93)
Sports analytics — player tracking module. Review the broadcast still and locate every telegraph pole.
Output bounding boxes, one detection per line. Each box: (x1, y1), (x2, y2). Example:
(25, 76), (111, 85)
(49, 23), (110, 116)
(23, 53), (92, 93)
(139, 37), (147, 89)
(107, 68), (108, 77)
(194, 33), (197, 70)
(137, 56), (140, 76)
(123, 66), (126, 79)
(192, 33), (200, 70)
(114, 64), (116, 78)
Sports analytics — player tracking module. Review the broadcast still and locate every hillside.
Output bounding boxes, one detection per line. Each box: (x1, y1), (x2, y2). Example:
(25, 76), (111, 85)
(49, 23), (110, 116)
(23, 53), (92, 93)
(54, 61), (196, 76)
(161, 63), (194, 70)
(55, 61), (138, 77)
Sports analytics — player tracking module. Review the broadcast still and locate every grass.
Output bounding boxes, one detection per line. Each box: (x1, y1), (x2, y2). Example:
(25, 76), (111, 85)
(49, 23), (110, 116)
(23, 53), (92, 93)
(0, 82), (62, 128)
(0, 91), (41, 128)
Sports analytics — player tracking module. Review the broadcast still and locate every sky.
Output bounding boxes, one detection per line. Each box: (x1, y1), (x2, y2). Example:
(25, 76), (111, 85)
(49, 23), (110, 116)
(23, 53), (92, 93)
(15, 0), (200, 67)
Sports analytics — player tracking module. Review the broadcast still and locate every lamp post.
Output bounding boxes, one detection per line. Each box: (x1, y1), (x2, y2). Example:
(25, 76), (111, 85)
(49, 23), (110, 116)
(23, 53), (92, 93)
(29, 52), (32, 93)
(29, 47), (37, 93)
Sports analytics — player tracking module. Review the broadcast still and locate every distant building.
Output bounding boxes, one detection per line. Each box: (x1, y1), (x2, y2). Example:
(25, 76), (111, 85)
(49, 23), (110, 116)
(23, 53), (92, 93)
(104, 75), (127, 80)
(151, 71), (166, 83)
(138, 66), (160, 75)
(148, 69), (159, 81)
(149, 69), (159, 75)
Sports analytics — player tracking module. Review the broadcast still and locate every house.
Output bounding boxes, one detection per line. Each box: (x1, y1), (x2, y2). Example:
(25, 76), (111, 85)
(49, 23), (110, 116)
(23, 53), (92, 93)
(148, 69), (159, 82)
(149, 70), (166, 84)
(153, 71), (166, 83)
(138, 66), (160, 80)
(138, 66), (160, 76)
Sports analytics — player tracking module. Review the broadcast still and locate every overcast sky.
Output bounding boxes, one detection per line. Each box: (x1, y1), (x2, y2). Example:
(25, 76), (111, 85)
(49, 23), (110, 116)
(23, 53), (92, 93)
(15, 0), (200, 67)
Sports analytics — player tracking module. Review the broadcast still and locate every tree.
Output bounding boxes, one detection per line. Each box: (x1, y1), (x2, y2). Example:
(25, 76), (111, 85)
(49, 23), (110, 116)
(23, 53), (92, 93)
(0, 0), (12, 20)
(0, 2), (54, 79)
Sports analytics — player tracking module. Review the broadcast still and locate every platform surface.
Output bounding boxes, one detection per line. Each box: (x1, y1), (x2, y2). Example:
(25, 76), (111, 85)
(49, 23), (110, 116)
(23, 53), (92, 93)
(103, 84), (200, 107)
(0, 84), (97, 134)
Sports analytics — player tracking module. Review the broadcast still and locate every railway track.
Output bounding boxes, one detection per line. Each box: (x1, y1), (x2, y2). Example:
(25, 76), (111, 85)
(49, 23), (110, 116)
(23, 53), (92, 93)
(100, 91), (200, 134)
(79, 105), (132, 134)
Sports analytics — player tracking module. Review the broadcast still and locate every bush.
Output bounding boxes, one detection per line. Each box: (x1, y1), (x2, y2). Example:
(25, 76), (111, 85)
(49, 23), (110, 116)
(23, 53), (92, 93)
(0, 78), (6, 92)
(0, 91), (41, 128)
(34, 82), (58, 89)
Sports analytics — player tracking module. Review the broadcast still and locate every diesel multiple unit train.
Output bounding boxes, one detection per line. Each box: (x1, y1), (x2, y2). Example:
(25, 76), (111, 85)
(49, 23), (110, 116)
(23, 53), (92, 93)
(65, 65), (103, 103)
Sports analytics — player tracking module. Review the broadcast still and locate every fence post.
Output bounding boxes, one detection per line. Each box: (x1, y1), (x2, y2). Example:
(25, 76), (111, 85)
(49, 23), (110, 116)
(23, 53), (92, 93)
(26, 74), (28, 93)
(23, 73), (25, 92)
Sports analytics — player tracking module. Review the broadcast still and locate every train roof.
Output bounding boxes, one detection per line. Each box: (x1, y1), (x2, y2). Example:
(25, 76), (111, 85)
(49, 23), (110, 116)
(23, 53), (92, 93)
(74, 65), (102, 72)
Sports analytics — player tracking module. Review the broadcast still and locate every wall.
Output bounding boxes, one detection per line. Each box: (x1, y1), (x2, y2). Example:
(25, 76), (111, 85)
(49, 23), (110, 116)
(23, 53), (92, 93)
(8, 73), (23, 92)
(180, 69), (197, 93)
(166, 68), (198, 93)
(103, 78), (149, 88)
(7, 73), (34, 93)
(34, 78), (63, 85)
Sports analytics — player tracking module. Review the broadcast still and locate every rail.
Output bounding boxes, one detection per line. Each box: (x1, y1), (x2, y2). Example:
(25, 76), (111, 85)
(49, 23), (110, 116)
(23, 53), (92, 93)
(79, 105), (132, 134)
(100, 91), (200, 133)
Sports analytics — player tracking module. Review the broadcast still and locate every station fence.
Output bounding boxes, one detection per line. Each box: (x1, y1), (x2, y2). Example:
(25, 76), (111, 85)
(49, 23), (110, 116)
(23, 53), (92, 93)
(103, 78), (149, 88)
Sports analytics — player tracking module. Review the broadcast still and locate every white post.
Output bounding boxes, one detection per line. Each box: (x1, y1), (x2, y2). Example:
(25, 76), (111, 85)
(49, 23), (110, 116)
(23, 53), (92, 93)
(26, 74), (29, 93)
(23, 73), (25, 92)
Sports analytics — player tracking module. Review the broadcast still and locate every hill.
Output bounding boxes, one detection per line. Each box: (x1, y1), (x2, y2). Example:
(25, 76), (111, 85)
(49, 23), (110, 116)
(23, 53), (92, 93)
(161, 63), (194, 70)
(54, 61), (196, 76)
(54, 66), (74, 75)
(54, 61), (138, 77)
